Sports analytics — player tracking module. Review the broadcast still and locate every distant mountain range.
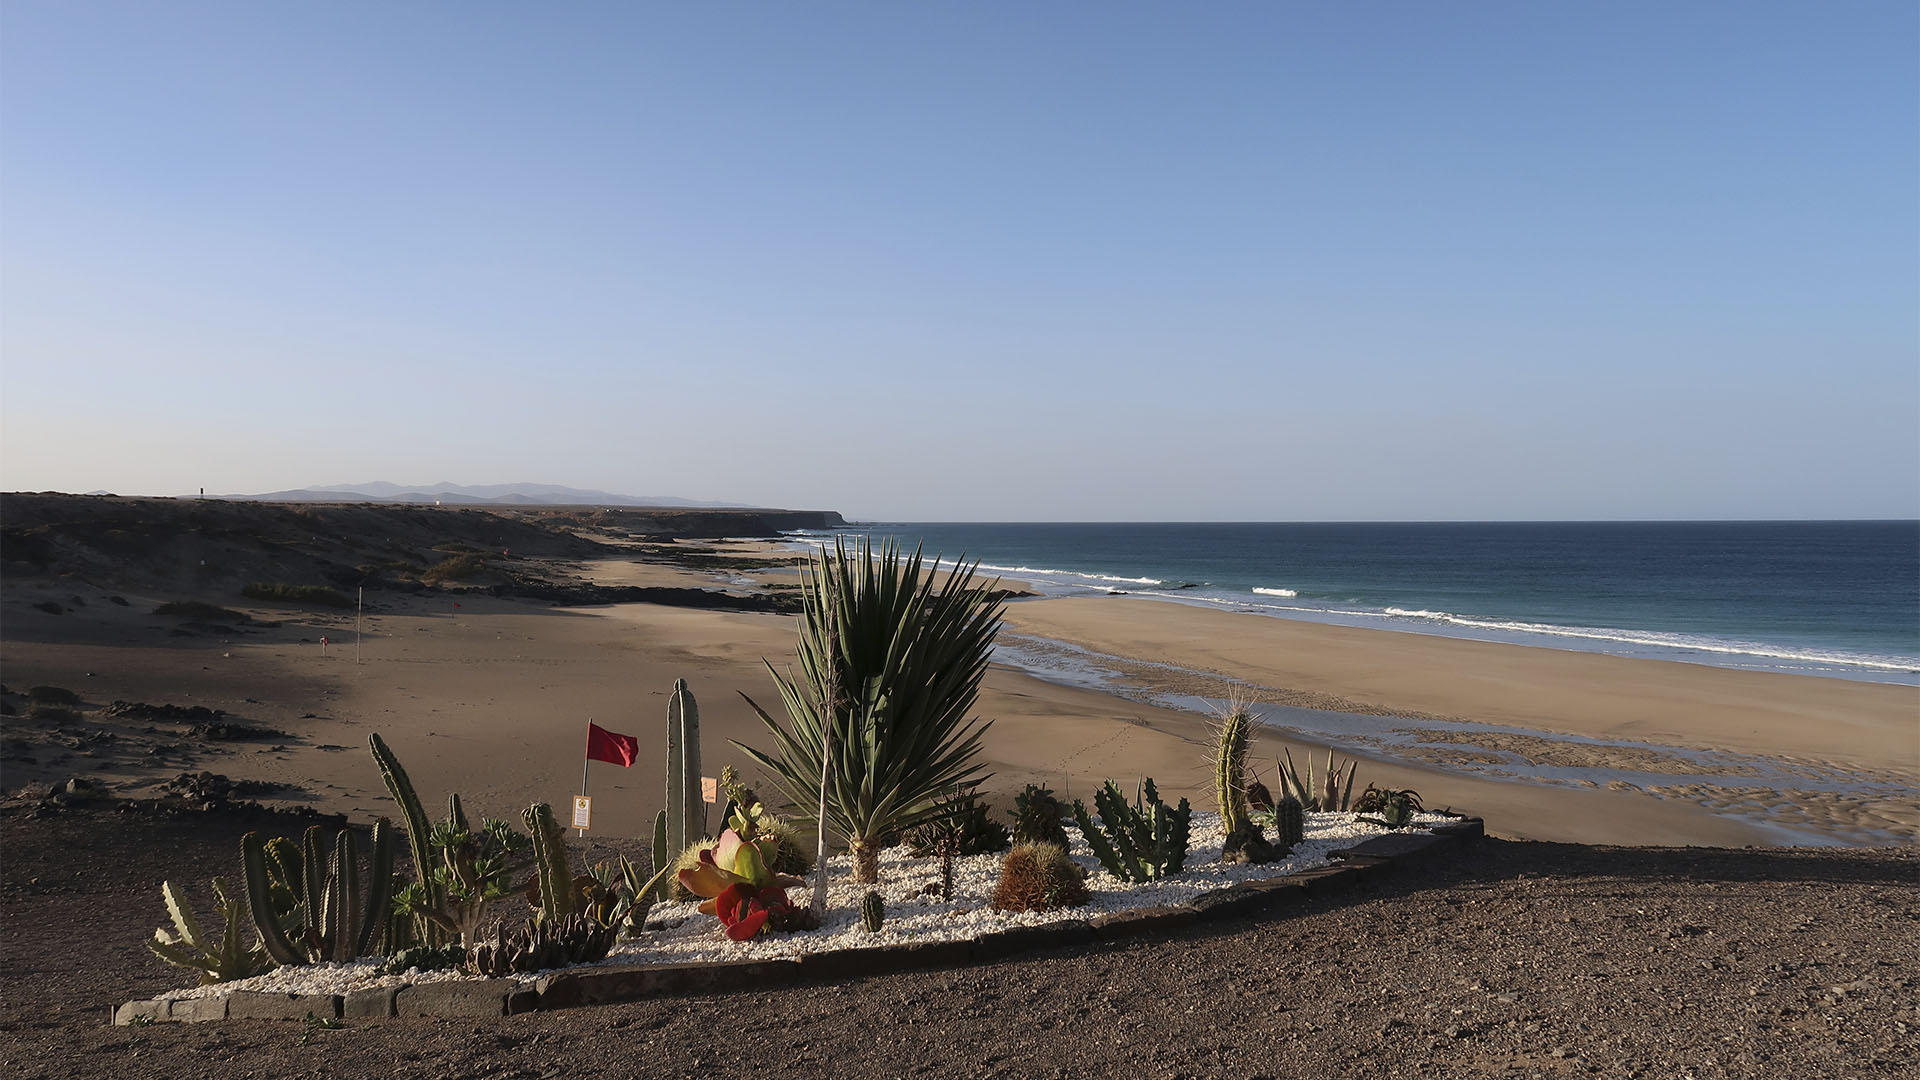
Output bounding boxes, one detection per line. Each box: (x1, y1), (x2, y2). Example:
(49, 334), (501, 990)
(214, 482), (747, 508)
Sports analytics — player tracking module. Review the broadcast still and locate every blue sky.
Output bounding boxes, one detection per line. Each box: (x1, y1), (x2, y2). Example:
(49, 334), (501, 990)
(3, 2), (1914, 520)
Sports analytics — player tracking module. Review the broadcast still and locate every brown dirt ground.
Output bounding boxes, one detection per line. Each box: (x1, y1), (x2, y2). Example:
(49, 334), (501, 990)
(1, 805), (1914, 1080)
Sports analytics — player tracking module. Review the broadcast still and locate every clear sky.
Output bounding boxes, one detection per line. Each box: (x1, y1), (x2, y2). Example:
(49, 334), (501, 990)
(3, 2), (1914, 521)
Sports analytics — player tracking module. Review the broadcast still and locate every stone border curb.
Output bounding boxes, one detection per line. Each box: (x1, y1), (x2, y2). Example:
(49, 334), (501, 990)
(114, 817), (1482, 1025)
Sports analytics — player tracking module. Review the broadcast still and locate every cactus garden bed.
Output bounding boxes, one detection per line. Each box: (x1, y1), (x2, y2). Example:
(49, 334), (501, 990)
(117, 810), (1482, 1023)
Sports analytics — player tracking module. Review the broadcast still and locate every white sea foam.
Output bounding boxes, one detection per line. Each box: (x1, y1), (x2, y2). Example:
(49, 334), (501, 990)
(975, 563), (1164, 586)
(1252, 587), (1298, 598)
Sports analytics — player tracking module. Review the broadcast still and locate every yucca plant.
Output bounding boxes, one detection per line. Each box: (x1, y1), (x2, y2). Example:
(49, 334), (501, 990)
(736, 536), (1004, 884)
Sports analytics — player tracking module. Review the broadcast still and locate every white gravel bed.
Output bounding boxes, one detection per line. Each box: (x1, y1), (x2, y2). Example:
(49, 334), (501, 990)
(161, 811), (1442, 1001)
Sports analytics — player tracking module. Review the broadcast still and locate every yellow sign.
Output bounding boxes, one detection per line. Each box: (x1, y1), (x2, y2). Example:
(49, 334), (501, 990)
(701, 777), (718, 803)
(571, 795), (592, 830)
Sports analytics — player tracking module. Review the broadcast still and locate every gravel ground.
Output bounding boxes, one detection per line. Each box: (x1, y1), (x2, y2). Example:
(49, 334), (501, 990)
(2, 805), (1914, 1079)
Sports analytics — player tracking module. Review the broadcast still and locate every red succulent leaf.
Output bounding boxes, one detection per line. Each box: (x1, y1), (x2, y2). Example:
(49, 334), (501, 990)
(725, 908), (770, 940)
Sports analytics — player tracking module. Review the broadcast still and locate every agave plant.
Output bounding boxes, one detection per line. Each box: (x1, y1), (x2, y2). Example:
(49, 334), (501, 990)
(676, 829), (806, 940)
(735, 536), (1004, 884)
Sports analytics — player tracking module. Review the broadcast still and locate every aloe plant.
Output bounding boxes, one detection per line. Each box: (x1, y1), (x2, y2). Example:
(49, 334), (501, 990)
(149, 878), (272, 985)
(736, 536), (1003, 883)
(1278, 746), (1360, 812)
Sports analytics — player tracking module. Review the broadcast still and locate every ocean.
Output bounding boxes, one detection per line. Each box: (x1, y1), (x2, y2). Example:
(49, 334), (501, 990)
(786, 521), (1920, 685)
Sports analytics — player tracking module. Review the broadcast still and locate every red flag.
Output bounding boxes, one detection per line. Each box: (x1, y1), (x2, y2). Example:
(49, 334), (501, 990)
(585, 722), (638, 767)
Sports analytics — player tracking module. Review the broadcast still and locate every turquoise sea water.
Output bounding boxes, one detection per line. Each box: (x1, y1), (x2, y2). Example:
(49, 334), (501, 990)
(787, 521), (1920, 685)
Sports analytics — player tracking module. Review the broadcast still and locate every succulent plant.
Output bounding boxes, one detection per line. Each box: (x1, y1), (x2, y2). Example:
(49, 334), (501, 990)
(242, 822), (395, 966)
(369, 733), (531, 945)
(905, 789), (1010, 860)
(676, 828), (806, 940)
(149, 878), (273, 985)
(860, 890), (885, 932)
(1352, 784), (1423, 815)
(376, 943), (466, 975)
(990, 842), (1090, 913)
(1277, 746), (1361, 812)
(1071, 778), (1190, 883)
(1012, 784), (1071, 849)
(465, 913), (615, 977)
(1357, 787), (1422, 829)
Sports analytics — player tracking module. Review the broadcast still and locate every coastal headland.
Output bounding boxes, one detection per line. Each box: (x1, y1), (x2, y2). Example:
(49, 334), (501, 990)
(3, 493), (1911, 848)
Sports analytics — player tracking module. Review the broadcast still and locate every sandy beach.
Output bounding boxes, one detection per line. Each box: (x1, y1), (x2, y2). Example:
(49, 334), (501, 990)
(5, 524), (1912, 849)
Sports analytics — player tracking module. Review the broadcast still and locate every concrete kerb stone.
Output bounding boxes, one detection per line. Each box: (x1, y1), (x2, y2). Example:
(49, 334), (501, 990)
(796, 938), (976, 982)
(343, 986), (397, 1019)
(169, 994), (230, 1022)
(226, 990), (342, 1021)
(112, 999), (169, 1026)
(969, 919), (1095, 963)
(393, 979), (522, 1018)
(1088, 905), (1202, 939)
(536, 959), (801, 1011)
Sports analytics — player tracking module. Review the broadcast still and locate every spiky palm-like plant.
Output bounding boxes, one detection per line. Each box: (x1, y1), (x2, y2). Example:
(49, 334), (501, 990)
(735, 536), (1003, 884)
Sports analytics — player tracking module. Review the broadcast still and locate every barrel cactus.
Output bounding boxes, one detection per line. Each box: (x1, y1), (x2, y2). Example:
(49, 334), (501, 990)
(860, 890), (885, 932)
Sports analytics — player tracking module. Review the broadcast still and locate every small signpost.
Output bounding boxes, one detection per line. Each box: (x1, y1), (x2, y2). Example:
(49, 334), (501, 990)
(572, 795), (592, 832)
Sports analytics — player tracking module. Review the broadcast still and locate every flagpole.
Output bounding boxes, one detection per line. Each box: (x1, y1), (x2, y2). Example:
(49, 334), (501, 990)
(579, 718), (592, 837)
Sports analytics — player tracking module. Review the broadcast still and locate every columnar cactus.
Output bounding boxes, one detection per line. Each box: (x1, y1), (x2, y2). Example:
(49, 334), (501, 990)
(1273, 793), (1305, 849)
(243, 821), (394, 965)
(861, 890), (885, 932)
(369, 732), (447, 944)
(665, 679), (703, 858)
(525, 802), (576, 922)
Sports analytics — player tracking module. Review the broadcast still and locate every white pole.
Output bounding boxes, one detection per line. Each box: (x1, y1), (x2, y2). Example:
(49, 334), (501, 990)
(578, 719), (592, 837)
(355, 587), (363, 665)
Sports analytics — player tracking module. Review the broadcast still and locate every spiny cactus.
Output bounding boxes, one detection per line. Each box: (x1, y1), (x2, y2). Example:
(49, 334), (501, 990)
(149, 878), (272, 985)
(1071, 778), (1191, 883)
(664, 678), (702, 860)
(991, 841), (1091, 913)
(243, 822), (394, 965)
(905, 790), (1009, 858)
(1272, 793), (1305, 848)
(1012, 784), (1071, 849)
(524, 802), (576, 922)
(860, 890), (885, 932)
(1215, 704), (1279, 865)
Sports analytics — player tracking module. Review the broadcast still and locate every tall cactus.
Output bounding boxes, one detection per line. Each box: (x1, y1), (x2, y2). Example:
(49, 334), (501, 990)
(525, 802), (576, 922)
(1216, 704), (1277, 864)
(1273, 793), (1305, 848)
(369, 732), (446, 943)
(1215, 705), (1252, 836)
(243, 821), (394, 965)
(665, 679), (702, 857)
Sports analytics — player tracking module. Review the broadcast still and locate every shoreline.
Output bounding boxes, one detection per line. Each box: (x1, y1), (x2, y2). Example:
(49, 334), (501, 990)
(778, 526), (1920, 687)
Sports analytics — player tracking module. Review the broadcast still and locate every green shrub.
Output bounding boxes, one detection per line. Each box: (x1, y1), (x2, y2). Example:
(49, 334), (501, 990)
(241, 583), (353, 608)
(422, 553), (486, 586)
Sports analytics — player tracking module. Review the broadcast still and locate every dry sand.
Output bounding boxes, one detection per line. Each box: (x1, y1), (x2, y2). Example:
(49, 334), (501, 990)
(4, 545), (1913, 849)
